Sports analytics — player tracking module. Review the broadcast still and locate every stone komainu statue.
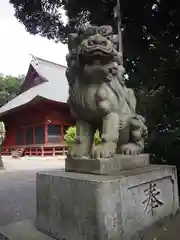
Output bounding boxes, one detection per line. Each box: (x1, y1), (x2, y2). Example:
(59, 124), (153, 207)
(66, 25), (148, 159)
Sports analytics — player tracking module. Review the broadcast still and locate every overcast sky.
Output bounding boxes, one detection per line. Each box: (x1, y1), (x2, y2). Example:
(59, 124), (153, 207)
(0, 1), (68, 77)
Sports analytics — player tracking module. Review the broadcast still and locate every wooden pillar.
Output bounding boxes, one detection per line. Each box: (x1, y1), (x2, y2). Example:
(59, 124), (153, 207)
(60, 125), (64, 143)
(41, 147), (44, 157)
(63, 147), (65, 156)
(23, 128), (26, 146)
(45, 124), (48, 144)
(53, 147), (55, 156)
(33, 126), (35, 144)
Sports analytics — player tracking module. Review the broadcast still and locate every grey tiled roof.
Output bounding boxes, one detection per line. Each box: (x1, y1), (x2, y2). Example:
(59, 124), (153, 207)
(0, 57), (69, 117)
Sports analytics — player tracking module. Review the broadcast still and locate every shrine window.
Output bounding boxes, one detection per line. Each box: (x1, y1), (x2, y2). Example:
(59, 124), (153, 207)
(26, 127), (33, 145)
(35, 125), (45, 144)
(16, 129), (24, 145)
(48, 125), (61, 143)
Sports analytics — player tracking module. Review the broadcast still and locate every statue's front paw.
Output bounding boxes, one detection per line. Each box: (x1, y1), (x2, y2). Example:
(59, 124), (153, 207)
(120, 143), (140, 155)
(91, 142), (116, 159)
(68, 144), (79, 157)
(69, 143), (87, 158)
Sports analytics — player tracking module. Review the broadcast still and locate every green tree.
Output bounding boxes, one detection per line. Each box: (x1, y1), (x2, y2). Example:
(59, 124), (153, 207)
(0, 74), (22, 106)
(9, 0), (180, 167)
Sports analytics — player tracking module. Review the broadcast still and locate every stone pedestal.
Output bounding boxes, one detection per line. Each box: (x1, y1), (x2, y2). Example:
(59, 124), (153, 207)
(36, 165), (179, 240)
(65, 154), (149, 175)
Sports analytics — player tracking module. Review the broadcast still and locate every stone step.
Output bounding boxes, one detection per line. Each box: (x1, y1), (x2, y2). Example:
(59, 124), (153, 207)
(0, 220), (53, 240)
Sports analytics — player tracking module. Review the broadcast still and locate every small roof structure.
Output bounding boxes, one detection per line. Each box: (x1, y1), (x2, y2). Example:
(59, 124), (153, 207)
(0, 56), (69, 117)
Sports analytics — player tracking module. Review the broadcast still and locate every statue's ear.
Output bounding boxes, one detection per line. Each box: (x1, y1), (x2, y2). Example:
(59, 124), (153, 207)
(112, 34), (118, 44)
(99, 25), (113, 36)
(77, 25), (97, 43)
(112, 35), (118, 50)
(68, 33), (78, 51)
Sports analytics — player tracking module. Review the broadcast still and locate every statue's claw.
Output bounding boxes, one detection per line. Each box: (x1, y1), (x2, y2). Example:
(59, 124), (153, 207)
(69, 143), (89, 158)
(120, 143), (141, 155)
(91, 142), (116, 159)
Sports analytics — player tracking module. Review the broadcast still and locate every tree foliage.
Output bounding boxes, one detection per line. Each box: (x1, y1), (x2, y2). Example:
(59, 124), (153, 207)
(0, 74), (23, 107)
(9, 0), (180, 166)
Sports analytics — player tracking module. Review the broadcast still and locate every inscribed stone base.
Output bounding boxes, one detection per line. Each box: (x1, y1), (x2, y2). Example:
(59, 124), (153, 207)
(36, 165), (179, 240)
(65, 154), (149, 175)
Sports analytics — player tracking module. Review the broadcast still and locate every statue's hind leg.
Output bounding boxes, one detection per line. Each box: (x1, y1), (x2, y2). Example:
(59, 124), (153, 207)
(119, 116), (147, 155)
(69, 120), (95, 158)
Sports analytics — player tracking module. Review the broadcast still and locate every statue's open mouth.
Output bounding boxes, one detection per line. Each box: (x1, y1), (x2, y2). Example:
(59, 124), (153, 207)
(80, 45), (114, 64)
(82, 42), (113, 54)
(84, 45), (113, 54)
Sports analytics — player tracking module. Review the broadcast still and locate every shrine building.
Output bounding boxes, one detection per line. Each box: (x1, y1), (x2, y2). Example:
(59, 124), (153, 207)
(0, 56), (74, 157)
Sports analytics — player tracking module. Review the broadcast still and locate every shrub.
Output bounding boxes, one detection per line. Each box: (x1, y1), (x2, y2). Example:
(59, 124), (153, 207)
(94, 129), (101, 145)
(64, 126), (101, 149)
(64, 126), (76, 150)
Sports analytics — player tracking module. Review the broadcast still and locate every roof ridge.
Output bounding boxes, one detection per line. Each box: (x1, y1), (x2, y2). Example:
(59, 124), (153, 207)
(31, 55), (67, 68)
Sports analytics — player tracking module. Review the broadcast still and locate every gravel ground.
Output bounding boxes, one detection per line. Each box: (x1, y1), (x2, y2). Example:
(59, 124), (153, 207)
(0, 156), (65, 227)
